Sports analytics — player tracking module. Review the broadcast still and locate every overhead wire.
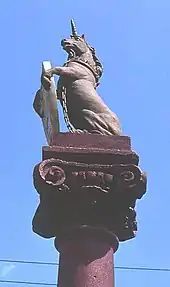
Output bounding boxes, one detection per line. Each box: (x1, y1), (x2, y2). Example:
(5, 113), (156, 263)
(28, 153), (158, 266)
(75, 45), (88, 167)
(0, 279), (55, 285)
(0, 259), (170, 272)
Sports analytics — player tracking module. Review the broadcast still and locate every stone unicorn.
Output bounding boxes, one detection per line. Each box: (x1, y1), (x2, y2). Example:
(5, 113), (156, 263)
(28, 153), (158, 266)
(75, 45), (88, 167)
(34, 20), (122, 136)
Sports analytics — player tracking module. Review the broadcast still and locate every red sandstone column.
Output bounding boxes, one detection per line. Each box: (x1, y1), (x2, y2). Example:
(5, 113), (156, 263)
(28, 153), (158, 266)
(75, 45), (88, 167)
(55, 226), (119, 287)
(32, 134), (147, 287)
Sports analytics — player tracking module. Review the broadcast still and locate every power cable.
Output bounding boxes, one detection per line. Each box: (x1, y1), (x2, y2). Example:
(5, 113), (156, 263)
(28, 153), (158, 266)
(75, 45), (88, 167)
(0, 259), (56, 266)
(0, 259), (170, 272)
(0, 279), (55, 285)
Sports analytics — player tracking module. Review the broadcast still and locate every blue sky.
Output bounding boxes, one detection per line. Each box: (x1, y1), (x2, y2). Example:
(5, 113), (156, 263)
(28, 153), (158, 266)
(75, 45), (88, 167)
(0, 0), (170, 285)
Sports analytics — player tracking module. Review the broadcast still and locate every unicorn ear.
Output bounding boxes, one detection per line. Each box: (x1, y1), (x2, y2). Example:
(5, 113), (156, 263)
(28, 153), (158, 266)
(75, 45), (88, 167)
(81, 34), (85, 39)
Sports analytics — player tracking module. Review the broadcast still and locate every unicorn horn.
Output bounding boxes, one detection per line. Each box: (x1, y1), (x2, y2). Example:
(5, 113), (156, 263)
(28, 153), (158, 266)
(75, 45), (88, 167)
(71, 19), (78, 37)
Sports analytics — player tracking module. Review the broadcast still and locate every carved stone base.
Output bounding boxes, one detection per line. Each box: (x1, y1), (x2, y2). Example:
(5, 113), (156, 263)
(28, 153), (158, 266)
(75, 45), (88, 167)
(32, 133), (147, 242)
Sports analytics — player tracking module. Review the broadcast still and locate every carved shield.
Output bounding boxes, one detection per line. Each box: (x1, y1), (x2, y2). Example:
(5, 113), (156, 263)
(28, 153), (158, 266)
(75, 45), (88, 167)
(34, 61), (60, 145)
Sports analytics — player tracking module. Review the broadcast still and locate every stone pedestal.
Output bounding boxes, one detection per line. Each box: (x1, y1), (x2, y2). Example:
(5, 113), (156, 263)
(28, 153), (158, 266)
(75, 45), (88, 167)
(32, 132), (147, 286)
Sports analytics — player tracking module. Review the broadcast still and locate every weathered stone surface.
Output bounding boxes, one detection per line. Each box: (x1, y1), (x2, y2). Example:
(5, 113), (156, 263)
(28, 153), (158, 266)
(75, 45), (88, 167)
(55, 226), (118, 287)
(32, 133), (147, 242)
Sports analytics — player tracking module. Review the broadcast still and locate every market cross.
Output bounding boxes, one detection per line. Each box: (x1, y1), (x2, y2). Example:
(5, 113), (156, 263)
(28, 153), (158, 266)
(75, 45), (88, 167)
(32, 19), (147, 287)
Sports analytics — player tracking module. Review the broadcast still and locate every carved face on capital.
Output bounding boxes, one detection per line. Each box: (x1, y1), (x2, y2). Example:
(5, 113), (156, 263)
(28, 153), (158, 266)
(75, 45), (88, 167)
(61, 35), (89, 58)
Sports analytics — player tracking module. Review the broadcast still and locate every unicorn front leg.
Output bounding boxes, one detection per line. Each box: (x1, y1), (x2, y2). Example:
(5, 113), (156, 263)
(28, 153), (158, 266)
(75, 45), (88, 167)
(45, 66), (77, 78)
(41, 66), (78, 91)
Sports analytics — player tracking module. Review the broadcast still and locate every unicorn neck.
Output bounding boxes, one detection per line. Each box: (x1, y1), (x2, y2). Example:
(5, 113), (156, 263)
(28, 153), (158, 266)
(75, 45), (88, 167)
(65, 51), (99, 85)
